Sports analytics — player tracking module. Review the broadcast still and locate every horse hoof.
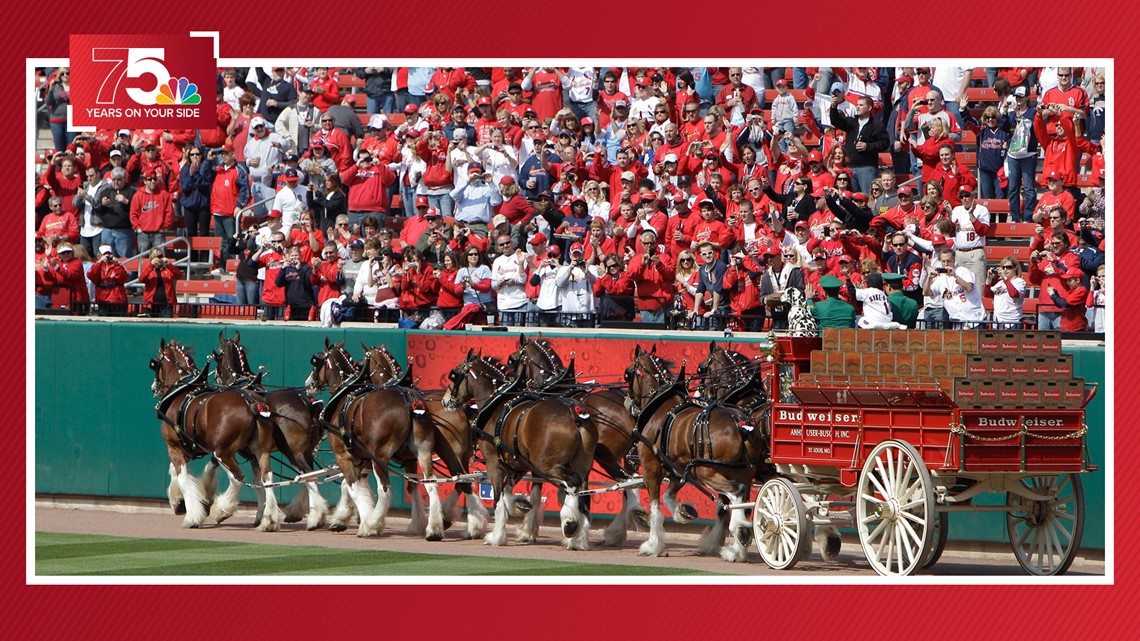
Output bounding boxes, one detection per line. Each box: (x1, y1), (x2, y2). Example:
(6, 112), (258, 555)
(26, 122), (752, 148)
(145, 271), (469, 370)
(676, 504), (698, 522)
(737, 526), (754, 547)
(562, 520), (579, 537)
(284, 515), (302, 523)
(328, 523), (347, 532)
(442, 517), (453, 530)
(514, 498), (533, 514)
(174, 499), (186, 515)
(632, 509), (650, 528)
(426, 532), (444, 542)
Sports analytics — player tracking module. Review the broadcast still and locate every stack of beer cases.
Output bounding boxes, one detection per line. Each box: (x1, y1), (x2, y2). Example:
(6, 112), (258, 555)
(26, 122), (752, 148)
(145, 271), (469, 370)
(803, 329), (1083, 408)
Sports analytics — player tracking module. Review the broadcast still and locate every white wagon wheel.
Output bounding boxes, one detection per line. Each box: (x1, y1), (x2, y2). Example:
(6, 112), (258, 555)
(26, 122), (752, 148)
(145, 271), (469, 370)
(855, 440), (935, 576)
(1006, 473), (1085, 576)
(753, 477), (810, 570)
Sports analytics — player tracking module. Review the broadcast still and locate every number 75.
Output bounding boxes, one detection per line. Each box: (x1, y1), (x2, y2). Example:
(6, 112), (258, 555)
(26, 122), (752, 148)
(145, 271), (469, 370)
(92, 47), (171, 106)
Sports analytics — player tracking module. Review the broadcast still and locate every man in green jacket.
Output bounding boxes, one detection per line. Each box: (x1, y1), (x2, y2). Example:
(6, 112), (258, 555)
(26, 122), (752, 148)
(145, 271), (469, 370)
(809, 275), (856, 328)
(883, 272), (919, 328)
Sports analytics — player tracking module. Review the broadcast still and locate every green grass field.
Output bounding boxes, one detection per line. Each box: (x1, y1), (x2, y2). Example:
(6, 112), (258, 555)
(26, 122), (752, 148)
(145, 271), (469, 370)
(35, 532), (718, 576)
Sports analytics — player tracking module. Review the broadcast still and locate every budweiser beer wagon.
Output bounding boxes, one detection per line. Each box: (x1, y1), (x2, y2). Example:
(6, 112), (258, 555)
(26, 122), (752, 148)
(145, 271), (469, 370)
(750, 329), (1097, 576)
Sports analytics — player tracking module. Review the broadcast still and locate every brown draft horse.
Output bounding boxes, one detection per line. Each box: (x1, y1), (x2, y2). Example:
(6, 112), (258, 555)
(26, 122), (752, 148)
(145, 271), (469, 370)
(508, 335), (647, 547)
(149, 339), (283, 530)
(625, 345), (763, 561)
(211, 331), (330, 530)
(443, 350), (597, 550)
(305, 339), (444, 540)
(360, 343), (489, 539)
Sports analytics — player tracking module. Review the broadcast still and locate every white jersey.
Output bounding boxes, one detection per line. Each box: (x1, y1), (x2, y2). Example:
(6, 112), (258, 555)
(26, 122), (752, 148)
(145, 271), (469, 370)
(930, 266), (985, 321)
(855, 287), (903, 329)
(950, 204), (989, 250)
(989, 276), (1027, 324)
(491, 253), (530, 311)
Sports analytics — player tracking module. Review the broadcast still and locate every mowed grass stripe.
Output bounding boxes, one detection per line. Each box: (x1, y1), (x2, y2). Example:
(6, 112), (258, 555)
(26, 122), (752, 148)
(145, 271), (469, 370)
(35, 533), (718, 576)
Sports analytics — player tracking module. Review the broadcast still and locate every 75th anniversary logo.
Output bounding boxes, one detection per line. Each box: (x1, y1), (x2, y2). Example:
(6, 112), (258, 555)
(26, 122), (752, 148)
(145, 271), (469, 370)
(69, 34), (217, 129)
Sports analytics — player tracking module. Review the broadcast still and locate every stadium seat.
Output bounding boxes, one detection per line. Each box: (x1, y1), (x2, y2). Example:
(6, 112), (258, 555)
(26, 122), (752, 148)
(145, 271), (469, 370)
(991, 222), (1035, 238)
(338, 71), (364, 89)
(764, 89), (809, 103)
(190, 237), (222, 251)
(984, 246), (1033, 262)
(978, 199), (1010, 214)
(177, 280), (236, 295)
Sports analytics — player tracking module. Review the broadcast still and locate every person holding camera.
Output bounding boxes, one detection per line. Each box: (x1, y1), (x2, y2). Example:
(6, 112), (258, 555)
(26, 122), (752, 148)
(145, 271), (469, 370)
(394, 246), (438, 326)
(627, 229), (676, 325)
(251, 227), (289, 320)
(923, 245), (984, 328)
(1027, 234), (1081, 330)
(527, 243), (563, 327)
(86, 245), (129, 316)
(553, 243), (597, 326)
(1087, 264), (1107, 333)
(138, 248), (181, 318)
(983, 258), (1028, 329)
(449, 163), (502, 237)
(275, 246), (316, 321)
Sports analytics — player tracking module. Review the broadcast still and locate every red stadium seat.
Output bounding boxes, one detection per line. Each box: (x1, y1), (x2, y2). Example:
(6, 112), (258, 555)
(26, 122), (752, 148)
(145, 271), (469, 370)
(984, 246), (1033, 262)
(978, 199), (1011, 214)
(991, 222), (1034, 238)
(338, 71), (364, 89)
(177, 280), (236, 295)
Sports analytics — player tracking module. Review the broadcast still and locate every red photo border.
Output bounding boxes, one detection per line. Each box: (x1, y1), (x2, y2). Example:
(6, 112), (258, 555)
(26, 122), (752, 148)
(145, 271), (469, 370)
(20, 1), (1126, 636)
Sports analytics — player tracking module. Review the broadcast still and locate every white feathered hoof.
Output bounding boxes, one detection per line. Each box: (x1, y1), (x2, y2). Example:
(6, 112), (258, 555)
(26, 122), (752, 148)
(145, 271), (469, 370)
(562, 519), (579, 538)
(674, 503), (698, 524)
(425, 529), (444, 542)
(719, 542), (748, 563)
(173, 499), (186, 515)
(328, 522), (348, 532)
(355, 524), (379, 538)
(256, 514), (281, 533)
(638, 539), (666, 557)
(484, 529), (507, 547)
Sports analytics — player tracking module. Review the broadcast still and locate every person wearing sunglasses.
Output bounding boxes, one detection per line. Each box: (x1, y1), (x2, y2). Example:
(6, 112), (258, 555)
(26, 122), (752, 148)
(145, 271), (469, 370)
(983, 259), (1028, 329)
(1040, 67), (1089, 122)
(309, 111), (352, 171)
(959, 105), (1009, 201)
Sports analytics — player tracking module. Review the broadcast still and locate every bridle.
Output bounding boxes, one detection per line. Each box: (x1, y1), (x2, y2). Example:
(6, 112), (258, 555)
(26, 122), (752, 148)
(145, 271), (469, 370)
(311, 345), (359, 392)
(213, 339), (254, 386)
(444, 355), (509, 412)
(363, 345), (401, 383)
(516, 339), (563, 388)
(151, 343), (198, 397)
(625, 353), (674, 417)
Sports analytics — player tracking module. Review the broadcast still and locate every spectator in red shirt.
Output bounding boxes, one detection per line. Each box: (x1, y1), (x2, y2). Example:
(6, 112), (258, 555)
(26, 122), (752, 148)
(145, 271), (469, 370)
(311, 244), (344, 307)
(37, 196), (79, 249)
(86, 244), (129, 315)
(396, 246), (439, 324)
(130, 172), (175, 255)
(138, 247), (181, 318)
(309, 67), (340, 112)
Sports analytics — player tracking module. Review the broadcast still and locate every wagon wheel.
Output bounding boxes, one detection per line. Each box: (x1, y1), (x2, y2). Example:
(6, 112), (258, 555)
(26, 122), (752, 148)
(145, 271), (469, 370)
(855, 440), (935, 576)
(1006, 474), (1085, 576)
(753, 478), (810, 570)
(922, 512), (949, 569)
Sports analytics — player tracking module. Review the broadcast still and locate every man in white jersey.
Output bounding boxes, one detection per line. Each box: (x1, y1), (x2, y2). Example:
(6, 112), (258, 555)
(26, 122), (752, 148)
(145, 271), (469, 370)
(924, 246), (985, 328)
(951, 185), (990, 290)
(853, 272), (906, 329)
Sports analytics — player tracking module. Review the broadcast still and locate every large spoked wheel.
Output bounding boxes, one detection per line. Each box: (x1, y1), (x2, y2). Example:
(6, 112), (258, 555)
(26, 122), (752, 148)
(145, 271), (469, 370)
(754, 478), (810, 570)
(1006, 474), (1085, 576)
(922, 512), (949, 569)
(856, 440), (935, 576)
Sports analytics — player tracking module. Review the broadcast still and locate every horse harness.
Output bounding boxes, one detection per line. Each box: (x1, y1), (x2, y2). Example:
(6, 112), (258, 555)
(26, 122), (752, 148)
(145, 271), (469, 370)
(319, 363), (427, 449)
(154, 363), (272, 458)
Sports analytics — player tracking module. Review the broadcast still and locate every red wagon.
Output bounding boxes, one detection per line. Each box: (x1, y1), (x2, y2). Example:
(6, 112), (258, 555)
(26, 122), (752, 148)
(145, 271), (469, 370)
(749, 348), (1097, 576)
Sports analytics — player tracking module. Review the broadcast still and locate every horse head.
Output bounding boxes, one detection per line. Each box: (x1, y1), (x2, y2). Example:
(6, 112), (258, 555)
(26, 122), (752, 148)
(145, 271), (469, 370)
(306, 340), (357, 396)
(443, 349), (507, 412)
(360, 343), (403, 386)
(212, 331), (253, 387)
(511, 336), (565, 390)
(150, 339), (198, 398)
(698, 345), (759, 402)
(624, 346), (675, 416)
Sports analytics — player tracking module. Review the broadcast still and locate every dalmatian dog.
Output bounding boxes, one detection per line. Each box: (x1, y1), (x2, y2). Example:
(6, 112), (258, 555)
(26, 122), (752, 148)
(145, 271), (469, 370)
(781, 287), (819, 337)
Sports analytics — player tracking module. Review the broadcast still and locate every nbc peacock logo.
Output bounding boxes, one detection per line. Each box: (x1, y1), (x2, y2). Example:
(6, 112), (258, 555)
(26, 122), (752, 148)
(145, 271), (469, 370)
(155, 77), (201, 105)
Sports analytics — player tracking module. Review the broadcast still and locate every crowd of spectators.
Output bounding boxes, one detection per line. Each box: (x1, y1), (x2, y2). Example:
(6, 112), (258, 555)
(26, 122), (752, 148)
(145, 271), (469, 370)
(34, 65), (1108, 332)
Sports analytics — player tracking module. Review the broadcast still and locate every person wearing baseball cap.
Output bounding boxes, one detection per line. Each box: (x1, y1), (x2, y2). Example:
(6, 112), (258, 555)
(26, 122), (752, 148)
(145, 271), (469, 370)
(450, 160), (500, 237)
(1043, 267), (1089, 332)
(1033, 168), (1077, 223)
(552, 240), (595, 325)
(85, 244), (129, 315)
(949, 184), (990, 289)
(808, 274), (855, 328)
(851, 271), (907, 330)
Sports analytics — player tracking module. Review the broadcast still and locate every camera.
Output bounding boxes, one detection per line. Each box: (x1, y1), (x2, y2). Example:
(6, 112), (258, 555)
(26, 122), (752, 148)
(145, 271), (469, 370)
(936, 267), (949, 274)
(823, 228), (832, 237)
